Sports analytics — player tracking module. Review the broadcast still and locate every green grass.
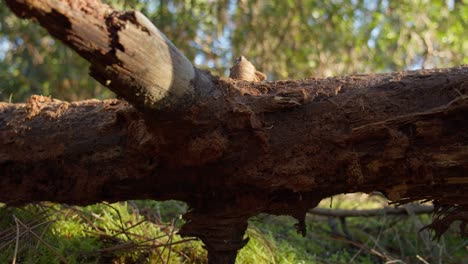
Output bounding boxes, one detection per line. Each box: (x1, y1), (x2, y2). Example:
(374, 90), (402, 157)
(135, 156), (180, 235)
(0, 194), (466, 263)
(0, 202), (206, 264)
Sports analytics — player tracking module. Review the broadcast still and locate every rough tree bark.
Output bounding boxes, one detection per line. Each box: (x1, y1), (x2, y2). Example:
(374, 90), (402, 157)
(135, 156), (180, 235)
(2, 0), (468, 263)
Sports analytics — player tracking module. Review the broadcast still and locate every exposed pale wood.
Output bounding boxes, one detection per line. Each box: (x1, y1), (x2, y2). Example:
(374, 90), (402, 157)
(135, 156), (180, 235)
(6, 0), (215, 111)
(229, 56), (267, 82)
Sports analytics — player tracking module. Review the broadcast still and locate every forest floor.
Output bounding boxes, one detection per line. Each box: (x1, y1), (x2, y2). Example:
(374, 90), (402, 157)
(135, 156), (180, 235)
(0, 194), (466, 264)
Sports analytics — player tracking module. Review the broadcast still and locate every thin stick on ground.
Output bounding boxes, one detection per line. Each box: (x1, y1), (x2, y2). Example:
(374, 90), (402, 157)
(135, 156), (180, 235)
(11, 216), (20, 264)
(14, 217), (70, 264)
(102, 202), (134, 242)
(309, 204), (433, 218)
(416, 254), (430, 264)
(163, 219), (178, 264)
(0, 220), (53, 252)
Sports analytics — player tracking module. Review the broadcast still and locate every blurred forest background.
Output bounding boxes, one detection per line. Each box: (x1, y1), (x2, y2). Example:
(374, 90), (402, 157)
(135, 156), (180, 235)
(0, 0), (467, 263)
(0, 0), (467, 102)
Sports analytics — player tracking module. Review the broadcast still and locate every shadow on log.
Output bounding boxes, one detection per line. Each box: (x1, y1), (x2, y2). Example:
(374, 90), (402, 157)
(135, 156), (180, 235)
(2, 0), (468, 262)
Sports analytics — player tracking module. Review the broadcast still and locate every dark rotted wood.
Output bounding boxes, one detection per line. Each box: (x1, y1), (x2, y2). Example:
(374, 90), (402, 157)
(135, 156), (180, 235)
(2, 68), (467, 205)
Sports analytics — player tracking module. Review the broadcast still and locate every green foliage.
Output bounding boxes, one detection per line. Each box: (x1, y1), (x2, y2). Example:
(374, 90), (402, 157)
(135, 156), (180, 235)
(0, 5), (113, 102)
(231, 0), (467, 79)
(1, 196), (465, 263)
(1, 0), (466, 102)
(0, 202), (206, 264)
(243, 194), (467, 264)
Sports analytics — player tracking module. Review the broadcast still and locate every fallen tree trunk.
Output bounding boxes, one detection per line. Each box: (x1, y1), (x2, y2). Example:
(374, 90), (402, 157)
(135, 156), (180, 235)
(2, 67), (467, 262)
(2, 0), (468, 263)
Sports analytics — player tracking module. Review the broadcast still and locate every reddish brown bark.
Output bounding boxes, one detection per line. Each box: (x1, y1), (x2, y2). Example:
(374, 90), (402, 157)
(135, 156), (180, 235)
(2, 68), (468, 261)
(3, 0), (468, 262)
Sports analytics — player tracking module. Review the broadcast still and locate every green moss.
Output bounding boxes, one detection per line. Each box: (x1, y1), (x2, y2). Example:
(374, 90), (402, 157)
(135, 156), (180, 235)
(0, 196), (465, 263)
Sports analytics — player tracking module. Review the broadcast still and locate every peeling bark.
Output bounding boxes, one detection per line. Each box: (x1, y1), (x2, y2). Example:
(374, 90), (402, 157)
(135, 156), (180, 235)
(3, 0), (468, 262)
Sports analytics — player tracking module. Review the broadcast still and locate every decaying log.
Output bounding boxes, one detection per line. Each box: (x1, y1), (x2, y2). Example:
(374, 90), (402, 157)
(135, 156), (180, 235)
(3, 0), (468, 263)
(2, 67), (468, 262)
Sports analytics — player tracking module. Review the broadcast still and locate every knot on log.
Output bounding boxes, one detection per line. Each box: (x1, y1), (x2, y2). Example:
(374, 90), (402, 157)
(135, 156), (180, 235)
(229, 56), (266, 82)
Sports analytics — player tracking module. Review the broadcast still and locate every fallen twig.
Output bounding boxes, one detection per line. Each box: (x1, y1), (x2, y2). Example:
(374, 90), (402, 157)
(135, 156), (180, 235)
(309, 204), (433, 218)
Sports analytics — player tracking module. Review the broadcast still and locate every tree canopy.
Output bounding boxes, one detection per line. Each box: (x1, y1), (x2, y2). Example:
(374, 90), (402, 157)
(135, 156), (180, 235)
(1, 0), (466, 102)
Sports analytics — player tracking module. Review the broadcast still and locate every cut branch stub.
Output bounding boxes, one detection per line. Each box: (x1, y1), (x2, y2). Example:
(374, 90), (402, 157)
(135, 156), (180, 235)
(6, 0), (214, 112)
(229, 56), (267, 82)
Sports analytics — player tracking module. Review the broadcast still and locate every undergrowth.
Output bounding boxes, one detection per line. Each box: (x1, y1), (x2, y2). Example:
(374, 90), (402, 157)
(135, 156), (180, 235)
(0, 194), (466, 263)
